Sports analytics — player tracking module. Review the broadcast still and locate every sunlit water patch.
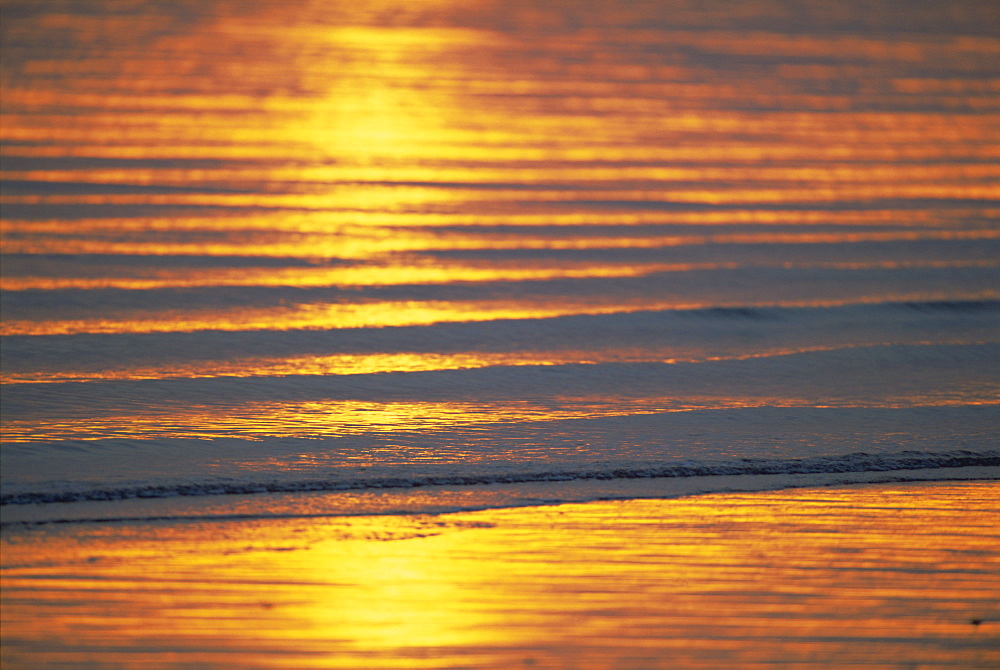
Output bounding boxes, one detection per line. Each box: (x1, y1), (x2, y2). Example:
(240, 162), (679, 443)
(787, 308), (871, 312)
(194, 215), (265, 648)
(2, 0), (999, 511)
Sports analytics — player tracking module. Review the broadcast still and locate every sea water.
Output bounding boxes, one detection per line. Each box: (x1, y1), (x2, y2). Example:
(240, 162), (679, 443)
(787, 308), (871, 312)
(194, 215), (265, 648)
(1, 0), (998, 516)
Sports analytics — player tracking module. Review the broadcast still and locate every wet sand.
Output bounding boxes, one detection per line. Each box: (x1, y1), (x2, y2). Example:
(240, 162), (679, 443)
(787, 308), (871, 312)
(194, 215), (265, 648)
(2, 480), (997, 669)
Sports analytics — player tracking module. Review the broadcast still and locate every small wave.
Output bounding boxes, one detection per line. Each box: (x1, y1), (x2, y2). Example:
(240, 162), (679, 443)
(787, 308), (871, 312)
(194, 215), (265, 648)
(1, 253), (346, 269)
(899, 300), (1000, 313)
(3, 449), (996, 506)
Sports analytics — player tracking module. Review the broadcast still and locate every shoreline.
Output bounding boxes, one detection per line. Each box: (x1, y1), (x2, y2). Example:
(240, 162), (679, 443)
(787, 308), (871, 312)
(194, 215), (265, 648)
(3, 464), (997, 527)
(3, 479), (997, 668)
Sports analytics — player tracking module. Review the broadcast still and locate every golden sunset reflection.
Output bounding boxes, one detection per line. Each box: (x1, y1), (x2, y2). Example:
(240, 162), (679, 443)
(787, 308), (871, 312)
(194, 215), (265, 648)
(2, 483), (996, 668)
(0, 398), (724, 443)
(2, 341), (994, 386)
(4, 259), (997, 292)
(6, 288), (1000, 337)
(4, 205), (993, 235)
(2, 1), (1000, 667)
(0, 261), (702, 292)
(5, 183), (999, 213)
(4, 224), (998, 260)
(6, 162), (1000, 191)
(0, 300), (638, 336)
(3, 391), (995, 445)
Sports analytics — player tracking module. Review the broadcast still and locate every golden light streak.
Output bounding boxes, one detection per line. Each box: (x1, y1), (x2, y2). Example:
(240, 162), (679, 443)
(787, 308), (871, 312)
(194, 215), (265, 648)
(3, 206), (993, 235)
(5, 290), (1000, 337)
(3, 226), (996, 260)
(3, 393), (996, 444)
(0, 300), (635, 336)
(4, 341), (996, 386)
(4, 139), (998, 162)
(3, 183), (998, 211)
(4, 260), (995, 292)
(6, 161), (1000, 186)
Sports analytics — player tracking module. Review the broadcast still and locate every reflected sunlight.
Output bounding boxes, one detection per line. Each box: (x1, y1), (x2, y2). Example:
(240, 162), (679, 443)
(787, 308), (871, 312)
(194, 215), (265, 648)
(3, 391), (995, 444)
(2, 483), (996, 668)
(2, 0), (999, 666)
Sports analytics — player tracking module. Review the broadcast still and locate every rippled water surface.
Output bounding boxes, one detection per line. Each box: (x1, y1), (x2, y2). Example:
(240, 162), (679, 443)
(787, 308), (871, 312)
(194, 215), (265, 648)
(1, 0), (998, 506)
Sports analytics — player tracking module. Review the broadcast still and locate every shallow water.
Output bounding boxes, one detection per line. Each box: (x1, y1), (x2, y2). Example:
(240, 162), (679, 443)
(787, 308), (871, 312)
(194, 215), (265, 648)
(1, 0), (999, 511)
(2, 482), (998, 669)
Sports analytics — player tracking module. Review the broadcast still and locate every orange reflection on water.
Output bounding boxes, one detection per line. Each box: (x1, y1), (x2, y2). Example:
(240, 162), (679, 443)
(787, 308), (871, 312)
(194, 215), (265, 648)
(0, 299), (639, 336)
(5, 183), (999, 213)
(0, 350), (602, 384)
(0, 261), (737, 292)
(7, 287), (1000, 337)
(7, 259), (996, 292)
(4, 391), (996, 444)
(2, 482), (996, 668)
(8, 288), (1000, 337)
(6, 161), (999, 191)
(3, 222), (996, 267)
(3, 205), (991, 238)
(5, 340), (997, 386)
(0, 397), (717, 443)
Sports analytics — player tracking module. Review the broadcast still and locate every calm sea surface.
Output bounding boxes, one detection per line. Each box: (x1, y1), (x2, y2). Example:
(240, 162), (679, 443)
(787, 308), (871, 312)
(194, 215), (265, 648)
(1, 0), (998, 510)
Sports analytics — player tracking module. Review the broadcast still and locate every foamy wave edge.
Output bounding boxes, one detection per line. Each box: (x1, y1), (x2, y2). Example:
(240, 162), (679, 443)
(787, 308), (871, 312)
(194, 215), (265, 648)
(2, 449), (997, 506)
